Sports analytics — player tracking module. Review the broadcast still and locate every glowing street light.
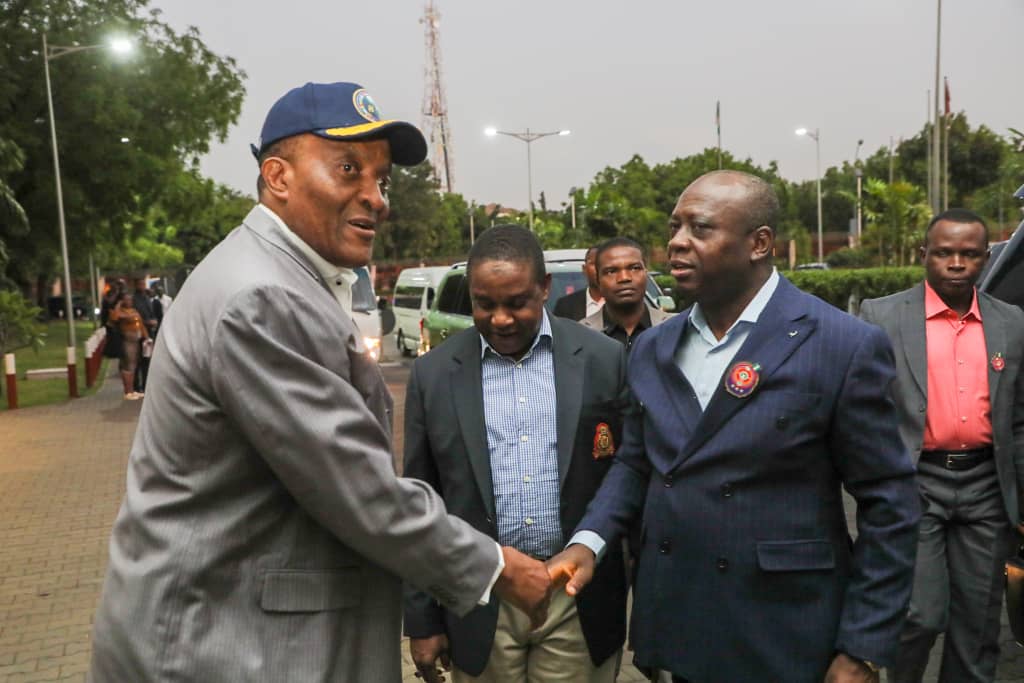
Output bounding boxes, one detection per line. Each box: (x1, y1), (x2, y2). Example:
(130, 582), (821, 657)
(795, 127), (824, 263)
(484, 126), (571, 231)
(43, 33), (134, 393)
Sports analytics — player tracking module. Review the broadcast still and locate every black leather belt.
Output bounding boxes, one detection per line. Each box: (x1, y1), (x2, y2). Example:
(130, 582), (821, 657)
(920, 446), (993, 471)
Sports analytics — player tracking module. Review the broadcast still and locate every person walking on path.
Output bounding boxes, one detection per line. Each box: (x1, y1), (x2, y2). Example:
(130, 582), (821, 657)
(88, 81), (551, 682)
(107, 292), (148, 400)
(861, 208), (1024, 683)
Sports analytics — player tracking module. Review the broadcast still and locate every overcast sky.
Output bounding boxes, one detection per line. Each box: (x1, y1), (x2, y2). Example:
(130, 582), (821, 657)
(152, 0), (1022, 211)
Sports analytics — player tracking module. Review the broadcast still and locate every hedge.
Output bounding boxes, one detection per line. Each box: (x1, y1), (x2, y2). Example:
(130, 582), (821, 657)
(654, 267), (924, 312)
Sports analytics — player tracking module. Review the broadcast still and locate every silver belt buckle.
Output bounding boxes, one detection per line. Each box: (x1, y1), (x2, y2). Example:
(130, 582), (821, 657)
(947, 454), (956, 468)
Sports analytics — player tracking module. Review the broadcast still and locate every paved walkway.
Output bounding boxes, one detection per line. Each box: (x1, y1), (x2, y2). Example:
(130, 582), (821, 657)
(0, 357), (1022, 681)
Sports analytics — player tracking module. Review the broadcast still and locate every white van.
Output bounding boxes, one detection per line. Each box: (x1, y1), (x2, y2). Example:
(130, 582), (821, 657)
(392, 266), (449, 356)
(351, 266), (391, 361)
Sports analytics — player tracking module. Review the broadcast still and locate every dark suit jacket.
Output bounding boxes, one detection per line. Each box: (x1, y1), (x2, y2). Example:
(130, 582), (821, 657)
(576, 277), (921, 682)
(861, 283), (1024, 524)
(552, 288), (589, 321)
(403, 315), (630, 675)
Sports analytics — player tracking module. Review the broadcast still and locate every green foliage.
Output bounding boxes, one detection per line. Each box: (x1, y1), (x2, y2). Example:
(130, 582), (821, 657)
(0, 0), (246, 287)
(0, 290), (45, 354)
(786, 267), (924, 310)
(826, 247), (874, 269)
(861, 180), (930, 266)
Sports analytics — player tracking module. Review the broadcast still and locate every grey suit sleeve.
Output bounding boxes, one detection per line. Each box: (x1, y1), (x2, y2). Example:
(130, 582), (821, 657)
(402, 361), (448, 637)
(210, 285), (498, 617)
(1010, 311), (1024, 518)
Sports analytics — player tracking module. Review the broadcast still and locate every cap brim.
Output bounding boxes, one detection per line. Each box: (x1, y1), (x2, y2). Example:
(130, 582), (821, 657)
(316, 120), (427, 166)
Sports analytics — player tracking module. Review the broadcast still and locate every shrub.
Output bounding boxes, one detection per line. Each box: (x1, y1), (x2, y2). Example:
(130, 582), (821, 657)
(0, 290), (45, 354)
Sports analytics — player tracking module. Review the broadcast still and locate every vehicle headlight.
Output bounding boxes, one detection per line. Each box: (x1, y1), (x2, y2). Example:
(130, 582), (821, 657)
(363, 336), (381, 360)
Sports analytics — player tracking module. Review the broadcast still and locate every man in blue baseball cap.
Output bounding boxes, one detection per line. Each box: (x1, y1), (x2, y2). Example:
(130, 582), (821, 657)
(89, 81), (553, 682)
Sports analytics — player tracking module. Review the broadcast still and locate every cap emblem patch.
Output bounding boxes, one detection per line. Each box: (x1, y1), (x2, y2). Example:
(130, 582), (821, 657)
(352, 89), (381, 122)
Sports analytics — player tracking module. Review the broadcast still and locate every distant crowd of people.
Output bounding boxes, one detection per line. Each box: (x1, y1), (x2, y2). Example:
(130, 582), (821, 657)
(99, 278), (172, 400)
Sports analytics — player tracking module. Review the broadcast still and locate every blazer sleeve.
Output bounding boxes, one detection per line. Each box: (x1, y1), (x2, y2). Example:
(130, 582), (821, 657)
(401, 360), (448, 638)
(209, 285), (499, 618)
(829, 324), (921, 666)
(1009, 311), (1024, 514)
(573, 360), (649, 552)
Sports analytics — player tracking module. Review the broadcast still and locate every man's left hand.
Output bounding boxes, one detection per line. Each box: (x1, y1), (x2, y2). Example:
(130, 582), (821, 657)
(823, 653), (879, 683)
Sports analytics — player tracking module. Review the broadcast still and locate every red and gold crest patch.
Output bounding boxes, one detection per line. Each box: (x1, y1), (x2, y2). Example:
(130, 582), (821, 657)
(592, 422), (615, 459)
(992, 353), (1006, 372)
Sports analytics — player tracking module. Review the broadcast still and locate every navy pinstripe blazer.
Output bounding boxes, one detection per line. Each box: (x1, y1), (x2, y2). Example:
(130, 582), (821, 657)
(577, 276), (921, 682)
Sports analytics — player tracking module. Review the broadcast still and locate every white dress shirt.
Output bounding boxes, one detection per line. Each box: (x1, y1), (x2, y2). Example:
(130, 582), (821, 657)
(586, 288), (605, 318)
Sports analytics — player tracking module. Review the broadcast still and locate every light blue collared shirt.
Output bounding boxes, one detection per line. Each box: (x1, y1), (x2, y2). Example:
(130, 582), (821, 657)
(572, 269), (780, 560)
(480, 311), (563, 559)
(677, 268), (780, 409)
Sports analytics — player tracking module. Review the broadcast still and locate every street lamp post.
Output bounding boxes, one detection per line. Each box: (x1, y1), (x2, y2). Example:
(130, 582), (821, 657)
(42, 33), (132, 396)
(485, 126), (570, 231)
(796, 127), (823, 263)
(854, 139), (864, 246)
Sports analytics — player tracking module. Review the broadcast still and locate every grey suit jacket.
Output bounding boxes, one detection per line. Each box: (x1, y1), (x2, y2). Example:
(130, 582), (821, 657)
(89, 207), (499, 682)
(580, 302), (674, 333)
(861, 283), (1024, 524)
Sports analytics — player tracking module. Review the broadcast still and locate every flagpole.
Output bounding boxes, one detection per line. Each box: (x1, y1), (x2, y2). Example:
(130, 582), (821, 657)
(931, 0), (942, 214)
(943, 76), (950, 210)
(926, 89), (932, 209)
(716, 100), (722, 169)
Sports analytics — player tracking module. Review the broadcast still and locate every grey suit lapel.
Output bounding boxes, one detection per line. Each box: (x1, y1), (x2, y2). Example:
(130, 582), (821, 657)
(450, 338), (496, 519)
(900, 285), (928, 401)
(979, 294), (1006, 401)
(551, 321), (584, 491)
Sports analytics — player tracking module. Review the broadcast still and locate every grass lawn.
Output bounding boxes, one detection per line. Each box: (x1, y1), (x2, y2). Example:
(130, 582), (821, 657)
(1, 321), (109, 411)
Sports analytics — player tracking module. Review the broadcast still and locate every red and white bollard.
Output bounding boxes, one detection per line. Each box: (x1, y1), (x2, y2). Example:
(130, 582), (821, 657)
(66, 346), (78, 399)
(4, 353), (16, 410)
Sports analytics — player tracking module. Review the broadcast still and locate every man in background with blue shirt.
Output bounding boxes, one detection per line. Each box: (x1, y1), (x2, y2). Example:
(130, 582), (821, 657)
(548, 171), (920, 683)
(403, 225), (631, 682)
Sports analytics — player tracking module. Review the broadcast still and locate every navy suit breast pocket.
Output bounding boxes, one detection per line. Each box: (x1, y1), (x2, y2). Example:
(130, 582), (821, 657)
(755, 539), (840, 607)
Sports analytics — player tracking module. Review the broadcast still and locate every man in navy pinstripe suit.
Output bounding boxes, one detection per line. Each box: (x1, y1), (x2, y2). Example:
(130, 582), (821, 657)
(548, 171), (921, 683)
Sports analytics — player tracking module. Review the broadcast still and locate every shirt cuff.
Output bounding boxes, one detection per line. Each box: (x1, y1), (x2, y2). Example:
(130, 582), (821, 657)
(568, 530), (606, 562)
(477, 542), (505, 606)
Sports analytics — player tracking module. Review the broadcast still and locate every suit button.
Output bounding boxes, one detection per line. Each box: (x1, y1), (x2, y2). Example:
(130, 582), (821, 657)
(721, 482), (733, 497)
(659, 540), (671, 555)
(919, 405), (926, 413)
(775, 416), (789, 429)
(664, 474), (674, 488)
(716, 557), (728, 572)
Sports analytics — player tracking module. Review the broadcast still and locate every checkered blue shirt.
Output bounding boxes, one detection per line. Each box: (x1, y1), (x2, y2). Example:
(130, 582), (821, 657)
(480, 312), (562, 558)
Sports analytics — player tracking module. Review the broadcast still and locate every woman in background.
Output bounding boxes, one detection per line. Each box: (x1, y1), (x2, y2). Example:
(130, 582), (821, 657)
(108, 292), (149, 400)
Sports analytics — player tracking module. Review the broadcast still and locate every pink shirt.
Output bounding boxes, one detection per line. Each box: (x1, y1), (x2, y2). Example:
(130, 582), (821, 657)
(922, 282), (992, 451)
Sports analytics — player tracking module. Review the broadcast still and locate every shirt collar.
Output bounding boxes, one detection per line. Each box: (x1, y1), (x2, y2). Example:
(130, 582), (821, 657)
(258, 204), (357, 287)
(586, 288), (602, 307)
(689, 268), (780, 341)
(480, 309), (553, 360)
(601, 304), (652, 335)
(924, 280), (982, 321)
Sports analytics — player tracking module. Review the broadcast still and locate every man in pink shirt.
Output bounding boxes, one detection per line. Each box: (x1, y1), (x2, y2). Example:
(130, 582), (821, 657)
(861, 208), (1024, 683)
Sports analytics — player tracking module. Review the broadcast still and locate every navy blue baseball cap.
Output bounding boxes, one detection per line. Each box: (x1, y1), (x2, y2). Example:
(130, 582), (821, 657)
(251, 82), (427, 166)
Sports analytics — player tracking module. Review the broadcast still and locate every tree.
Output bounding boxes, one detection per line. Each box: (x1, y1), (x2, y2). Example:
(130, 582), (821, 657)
(862, 180), (931, 266)
(0, 0), (246, 290)
(0, 290), (44, 355)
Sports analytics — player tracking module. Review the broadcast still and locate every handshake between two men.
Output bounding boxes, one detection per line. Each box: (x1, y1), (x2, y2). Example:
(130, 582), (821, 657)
(410, 544), (597, 682)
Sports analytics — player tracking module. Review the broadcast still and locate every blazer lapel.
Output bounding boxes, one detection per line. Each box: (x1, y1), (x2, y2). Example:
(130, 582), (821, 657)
(552, 322), (584, 490)
(655, 312), (701, 437)
(671, 279), (815, 469)
(979, 294), (1006, 402)
(900, 285), (928, 401)
(450, 338), (496, 520)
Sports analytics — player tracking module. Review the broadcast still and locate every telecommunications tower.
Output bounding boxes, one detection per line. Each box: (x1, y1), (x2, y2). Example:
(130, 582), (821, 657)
(420, 1), (454, 193)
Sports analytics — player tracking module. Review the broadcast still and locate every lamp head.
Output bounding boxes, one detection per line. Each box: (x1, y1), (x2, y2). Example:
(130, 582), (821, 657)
(484, 127), (498, 137)
(795, 127), (809, 137)
(558, 129), (571, 136)
(109, 38), (133, 54)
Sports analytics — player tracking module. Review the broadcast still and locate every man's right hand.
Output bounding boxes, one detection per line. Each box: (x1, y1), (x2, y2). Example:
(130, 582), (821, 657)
(409, 634), (450, 683)
(545, 543), (596, 596)
(493, 546), (552, 629)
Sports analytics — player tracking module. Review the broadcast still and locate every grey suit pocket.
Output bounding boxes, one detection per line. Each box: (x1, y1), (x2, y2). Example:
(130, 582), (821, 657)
(756, 539), (835, 572)
(259, 568), (362, 612)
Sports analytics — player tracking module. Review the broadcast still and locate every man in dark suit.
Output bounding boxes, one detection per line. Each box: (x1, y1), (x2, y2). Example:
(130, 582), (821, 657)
(860, 208), (1024, 683)
(548, 170), (920, 683)
(404, 225), (629, 682)
(552, 245), (603, 321)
